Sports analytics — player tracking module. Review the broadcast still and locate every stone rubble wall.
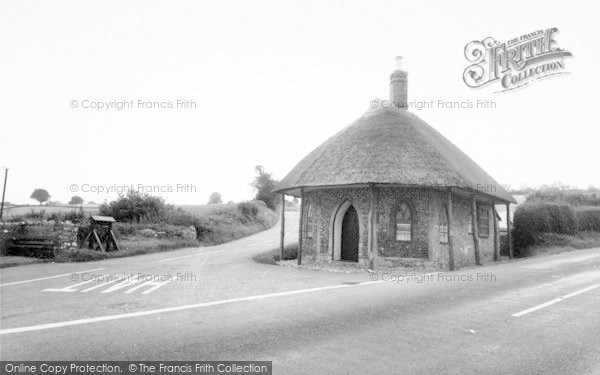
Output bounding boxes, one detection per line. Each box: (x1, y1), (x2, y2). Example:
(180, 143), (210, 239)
(0, 221), (79, 255)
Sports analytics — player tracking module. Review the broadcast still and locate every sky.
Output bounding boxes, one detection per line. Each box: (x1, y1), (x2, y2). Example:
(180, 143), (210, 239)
(1, 0), (599, 205)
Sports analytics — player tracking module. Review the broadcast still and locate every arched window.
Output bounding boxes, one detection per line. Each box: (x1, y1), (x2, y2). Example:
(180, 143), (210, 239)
(395, 202), (412, 242)
(439, 206), (449, 243)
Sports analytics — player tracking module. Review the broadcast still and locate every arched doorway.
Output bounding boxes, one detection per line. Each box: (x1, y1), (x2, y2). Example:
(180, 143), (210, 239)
(332, 201), (359, 262)
(341, 205), (359, 261)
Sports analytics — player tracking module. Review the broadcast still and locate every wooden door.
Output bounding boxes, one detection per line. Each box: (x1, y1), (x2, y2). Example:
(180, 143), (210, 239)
(341, 205), (359, 262)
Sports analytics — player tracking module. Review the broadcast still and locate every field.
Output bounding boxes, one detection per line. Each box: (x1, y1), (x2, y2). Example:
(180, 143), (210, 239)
(1, 205), (99, 219)
(2, 202), (292, 220)
(177, 203), (237, 216)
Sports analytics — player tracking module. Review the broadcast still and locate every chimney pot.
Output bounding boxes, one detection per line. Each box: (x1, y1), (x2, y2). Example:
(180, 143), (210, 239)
(390, 56), (408, 110)
(395, 56), (404, 70)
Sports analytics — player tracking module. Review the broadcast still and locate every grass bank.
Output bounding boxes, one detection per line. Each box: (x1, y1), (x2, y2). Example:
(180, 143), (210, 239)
(189, 201), (278, 246)
(517, 232), (600, 258)
(252, 243), (298, 265)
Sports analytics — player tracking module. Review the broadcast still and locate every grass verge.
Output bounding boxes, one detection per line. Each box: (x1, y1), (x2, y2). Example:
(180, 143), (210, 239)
(0, 255), (45, 269)
(252, 243), (298, 265)
(519, 232), (600, 258)
(54, 238), (200, 263)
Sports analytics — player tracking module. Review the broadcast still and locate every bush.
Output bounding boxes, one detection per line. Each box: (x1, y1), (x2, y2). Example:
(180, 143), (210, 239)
(576, 207), (600, 232)
(513, 203), (577, 253)
(237, 201), (259, 218)
(47, 209), (88, 223)
(113, 223), (137, 237)
(279, 243), (298, 260)
(546, 204), (577, 234)
(5, 214), (25, 222)
(161, 208), (200, 227)
(24, 210), (46, 220)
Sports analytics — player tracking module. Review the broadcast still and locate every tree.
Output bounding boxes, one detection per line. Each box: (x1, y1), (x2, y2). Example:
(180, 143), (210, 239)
(30, 189), (50, 205)
(208, 192), (222, 204)
(69, 196), (84, 206)
(251, 165), (278, 210)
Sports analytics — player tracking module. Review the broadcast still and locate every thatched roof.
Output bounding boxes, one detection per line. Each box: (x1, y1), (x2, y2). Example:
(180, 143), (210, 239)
(275, 104), (516, 203)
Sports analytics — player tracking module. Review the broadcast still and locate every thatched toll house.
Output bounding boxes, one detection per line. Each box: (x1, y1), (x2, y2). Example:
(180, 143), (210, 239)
(274, 57), (516, 271)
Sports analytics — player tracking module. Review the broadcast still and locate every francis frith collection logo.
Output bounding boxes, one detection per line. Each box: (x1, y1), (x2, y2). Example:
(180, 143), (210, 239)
(463, 27), (572, 92)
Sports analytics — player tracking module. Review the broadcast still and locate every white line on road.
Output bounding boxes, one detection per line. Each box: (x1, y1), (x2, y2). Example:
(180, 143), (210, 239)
(511, 284), (600, 317)
(0, 268), (105, 287)
(151, 250), (224, 263)
(510, 298), (564, 317)
(562, 284), (600, 299)
(0, 279), (393, 335)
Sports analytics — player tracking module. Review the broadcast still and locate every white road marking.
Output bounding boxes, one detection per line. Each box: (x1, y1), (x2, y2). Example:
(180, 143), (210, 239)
(0, 278), (399, 335)
(81, 278), (119, 293)
(562, 284), (600, 299)
(0, 268), (105, 287)
(511, 284), (600, 317)
(100, 277), (143, 293)
(44, 280), (96, 293)
(44, 274), (171, 295)
(151, 250), (224, 263)
(124, 278), (171, 295)
(510, 298), (564, 317)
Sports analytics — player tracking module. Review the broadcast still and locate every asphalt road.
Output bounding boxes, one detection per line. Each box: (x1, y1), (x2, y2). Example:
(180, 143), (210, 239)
(1, 211), (599, 374)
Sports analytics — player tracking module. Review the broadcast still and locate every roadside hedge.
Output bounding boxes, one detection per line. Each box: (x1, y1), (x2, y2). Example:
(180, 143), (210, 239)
(512, 203), (600, 254)
(575, 206), (600, 232)
(512, 203), (577, 251)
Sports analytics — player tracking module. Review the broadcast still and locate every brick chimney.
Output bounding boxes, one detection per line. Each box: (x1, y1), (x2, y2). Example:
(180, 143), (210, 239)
(390, 56), (408, 109)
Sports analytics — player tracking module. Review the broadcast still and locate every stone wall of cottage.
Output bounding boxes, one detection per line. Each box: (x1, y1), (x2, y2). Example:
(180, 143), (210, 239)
(442, 194), (496, 268)
(298, 186), (498, 271)
(376, 186), (431, 258)
(301, 187), (371, 266)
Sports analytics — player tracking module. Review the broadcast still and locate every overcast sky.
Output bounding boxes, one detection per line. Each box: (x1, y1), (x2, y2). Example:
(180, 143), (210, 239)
(1, 0), (598, 205)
